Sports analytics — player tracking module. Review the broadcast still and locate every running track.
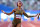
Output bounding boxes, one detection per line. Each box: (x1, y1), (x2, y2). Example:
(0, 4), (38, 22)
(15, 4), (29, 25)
(0, 21), (40, 27)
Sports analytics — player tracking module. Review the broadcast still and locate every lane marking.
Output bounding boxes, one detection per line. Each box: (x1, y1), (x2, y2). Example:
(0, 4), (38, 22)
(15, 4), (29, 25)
(8, 22), (12, 27)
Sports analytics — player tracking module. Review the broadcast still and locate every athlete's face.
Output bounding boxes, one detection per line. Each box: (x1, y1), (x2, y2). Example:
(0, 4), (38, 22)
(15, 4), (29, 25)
(18, 2), (22, 7)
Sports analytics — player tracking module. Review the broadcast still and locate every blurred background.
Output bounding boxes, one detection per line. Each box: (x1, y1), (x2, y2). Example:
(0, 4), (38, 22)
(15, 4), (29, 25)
(0, 0), (40, 10)
(0, 0), (40, 27)
(0, 0), (40, 21)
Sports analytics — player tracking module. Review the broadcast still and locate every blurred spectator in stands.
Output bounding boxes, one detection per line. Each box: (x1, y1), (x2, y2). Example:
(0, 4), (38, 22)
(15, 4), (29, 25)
(37, 0), (40, 10)
(0, 0), (5, 5)
(33, 2), (37, 10)
(0, 0), (2, 4)
(25, 1), (29, 10)
(0, 0), (40, 10)
(5, 0), (12, 7)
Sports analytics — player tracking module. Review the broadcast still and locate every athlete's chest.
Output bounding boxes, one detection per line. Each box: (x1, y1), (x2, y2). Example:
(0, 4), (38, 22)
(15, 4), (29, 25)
(15, 10), (23, 14)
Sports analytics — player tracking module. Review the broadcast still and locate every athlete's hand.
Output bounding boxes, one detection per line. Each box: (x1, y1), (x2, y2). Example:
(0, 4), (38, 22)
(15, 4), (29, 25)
(36, 13), (39, 16)
(1, 10), (6, 14)
(34, 14), (38, 17)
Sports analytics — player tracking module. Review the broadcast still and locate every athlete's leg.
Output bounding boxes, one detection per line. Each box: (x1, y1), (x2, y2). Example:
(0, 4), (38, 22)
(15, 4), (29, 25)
(16, 23), (21, 27)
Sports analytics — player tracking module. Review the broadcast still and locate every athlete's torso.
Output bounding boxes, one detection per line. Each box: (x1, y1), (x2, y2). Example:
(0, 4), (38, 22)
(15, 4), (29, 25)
(14, 8), (23, 19)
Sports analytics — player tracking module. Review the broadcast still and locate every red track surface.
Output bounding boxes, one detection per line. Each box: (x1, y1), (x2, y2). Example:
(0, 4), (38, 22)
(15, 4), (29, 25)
(0, 21), (40, 27)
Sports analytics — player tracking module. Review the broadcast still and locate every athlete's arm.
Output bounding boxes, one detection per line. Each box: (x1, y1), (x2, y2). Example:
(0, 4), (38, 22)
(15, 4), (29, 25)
(1, 9), (16, 15)
(37, 13), (40, 19)
(23, 10), (36, 18)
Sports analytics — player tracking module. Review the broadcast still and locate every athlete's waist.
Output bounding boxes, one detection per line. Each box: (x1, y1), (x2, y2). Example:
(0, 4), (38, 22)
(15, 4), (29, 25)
(16, 18), (21, 19)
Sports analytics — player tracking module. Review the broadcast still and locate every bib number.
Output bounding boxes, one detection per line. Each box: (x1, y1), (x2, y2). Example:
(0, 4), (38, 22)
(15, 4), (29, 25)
(16, 14), (21, 18)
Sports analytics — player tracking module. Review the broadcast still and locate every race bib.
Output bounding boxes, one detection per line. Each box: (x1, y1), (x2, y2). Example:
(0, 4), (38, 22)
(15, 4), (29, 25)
(16, 14), (21, 18)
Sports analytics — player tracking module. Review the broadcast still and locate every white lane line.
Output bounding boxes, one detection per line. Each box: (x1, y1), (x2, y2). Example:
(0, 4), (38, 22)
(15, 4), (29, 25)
(29, 23), (36, 27)
(8, 22), (12, 27)
(21, 25), (23, 27)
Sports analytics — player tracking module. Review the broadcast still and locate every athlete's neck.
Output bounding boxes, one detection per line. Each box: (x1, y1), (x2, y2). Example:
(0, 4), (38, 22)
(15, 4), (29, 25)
(18, 6), (21, 10)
